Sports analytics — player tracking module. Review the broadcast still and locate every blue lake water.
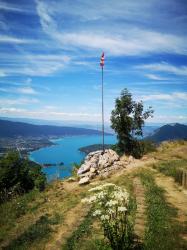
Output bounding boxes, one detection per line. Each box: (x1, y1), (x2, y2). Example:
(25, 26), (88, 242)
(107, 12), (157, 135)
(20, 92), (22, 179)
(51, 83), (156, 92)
(29, 135), (117, 181)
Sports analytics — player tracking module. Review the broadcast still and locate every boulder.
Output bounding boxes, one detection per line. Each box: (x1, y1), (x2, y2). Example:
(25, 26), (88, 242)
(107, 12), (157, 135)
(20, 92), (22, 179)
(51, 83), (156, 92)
(77, 149), (122, 182)
(67, 177), (76, 182)
(79, 176), (90, 185)
(113, 161), (124, 168)
(79, 172), (90, 178)
(77, 163), (91, 175)
(90, 167), (97, 173)
(108, 149), (119, 161)
(89, 172), (97, 179)
(128, 156), (134, 163)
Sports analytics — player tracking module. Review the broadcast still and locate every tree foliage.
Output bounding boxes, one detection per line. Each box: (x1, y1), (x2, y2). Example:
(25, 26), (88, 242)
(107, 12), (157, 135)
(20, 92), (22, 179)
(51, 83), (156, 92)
(111, 89), (154, 158)
(0, 151), (46, 203)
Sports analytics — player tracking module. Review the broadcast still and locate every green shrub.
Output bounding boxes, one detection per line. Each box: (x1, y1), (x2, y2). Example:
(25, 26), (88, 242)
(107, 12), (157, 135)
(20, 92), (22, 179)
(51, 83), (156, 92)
(112, 140), (156, 159)
(4, 215), (52, 249)
(0, 151), (46, 203)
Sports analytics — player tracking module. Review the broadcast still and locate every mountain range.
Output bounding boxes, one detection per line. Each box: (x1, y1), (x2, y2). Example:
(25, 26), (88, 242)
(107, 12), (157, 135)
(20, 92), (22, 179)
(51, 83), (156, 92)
(0, 119), (106, 138)
(146, 123), (187, 143)
(0, 119), (186, 143)
(0, 117), (159, 135)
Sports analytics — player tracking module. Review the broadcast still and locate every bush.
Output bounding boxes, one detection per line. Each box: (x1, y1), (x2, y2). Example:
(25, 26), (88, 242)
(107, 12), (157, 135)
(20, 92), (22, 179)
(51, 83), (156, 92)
(0, 151), (46, 203)
(5, 215), (52, 249)
(112, 140), (156, 159)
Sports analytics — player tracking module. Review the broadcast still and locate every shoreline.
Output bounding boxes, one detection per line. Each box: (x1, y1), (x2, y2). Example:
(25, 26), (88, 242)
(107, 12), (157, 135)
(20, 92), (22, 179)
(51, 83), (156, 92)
(28, 134), (117, 181)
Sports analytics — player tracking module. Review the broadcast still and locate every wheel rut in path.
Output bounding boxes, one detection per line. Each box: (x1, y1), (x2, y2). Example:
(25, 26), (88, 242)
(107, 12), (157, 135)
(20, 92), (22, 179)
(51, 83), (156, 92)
(133, 177), (147, 241)
(155, 173), (187, 241)
(45, 203), (89, 250)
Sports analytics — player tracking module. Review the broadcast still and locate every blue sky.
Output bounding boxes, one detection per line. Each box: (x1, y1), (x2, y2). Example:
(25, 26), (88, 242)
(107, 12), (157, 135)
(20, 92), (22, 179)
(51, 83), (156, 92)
(0, 0), (187, 125)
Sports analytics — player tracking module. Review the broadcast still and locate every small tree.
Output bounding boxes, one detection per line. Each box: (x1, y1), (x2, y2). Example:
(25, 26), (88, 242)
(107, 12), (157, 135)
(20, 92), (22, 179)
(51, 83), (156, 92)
(111, 89), (153, 158)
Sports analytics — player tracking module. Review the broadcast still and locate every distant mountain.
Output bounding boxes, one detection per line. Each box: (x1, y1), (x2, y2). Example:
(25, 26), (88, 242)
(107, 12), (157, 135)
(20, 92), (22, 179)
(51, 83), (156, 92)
(0, 119), (107, 138)
(146, 123), (187, 143)
(142, 125), (159, 137)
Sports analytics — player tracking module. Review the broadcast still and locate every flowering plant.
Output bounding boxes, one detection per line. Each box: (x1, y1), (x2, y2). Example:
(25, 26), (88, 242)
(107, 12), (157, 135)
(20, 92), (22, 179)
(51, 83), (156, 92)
(82, 183), (133, 250)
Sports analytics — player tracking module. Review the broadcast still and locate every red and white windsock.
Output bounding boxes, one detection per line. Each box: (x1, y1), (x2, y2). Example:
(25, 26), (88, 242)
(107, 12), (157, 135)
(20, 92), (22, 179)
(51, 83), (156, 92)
(100, 52), (104, 67)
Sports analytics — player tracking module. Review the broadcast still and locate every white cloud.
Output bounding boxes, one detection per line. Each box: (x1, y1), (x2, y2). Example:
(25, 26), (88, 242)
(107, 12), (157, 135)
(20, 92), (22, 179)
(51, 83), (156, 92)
(0, 2), (23, 12)
(63, 31), (187, 56)
(1, 105), (186, 124)
(26, 78), (32, 84)
(144, 73), (168, 81)
(0, 35), (36, 44)
(0, 70), (6, 77)
(16, 87), (37, 95)
(137, 63), (187, 76)
(141, 92), (187, 101)
(0, 86), (38, 95)
(147, 115), (187, 124)
(0, 98), (39, 106)
(0, 107), (101, 122)
(36, 1), (187, 56)
(0, 1), (33, 13)
(0, 53), (71, 76)
(93, 84), (101, 90)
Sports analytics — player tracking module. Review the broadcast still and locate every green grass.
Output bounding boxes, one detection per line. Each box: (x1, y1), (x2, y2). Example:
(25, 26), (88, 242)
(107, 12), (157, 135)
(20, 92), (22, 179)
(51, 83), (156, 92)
(139, 170), (187, 250)
(3, 213), (61, 250)
(153, 159), (187, 186)
(0, 189), (45, 242)
(62, 210), (94, 250)
(62, 176), (138, 250)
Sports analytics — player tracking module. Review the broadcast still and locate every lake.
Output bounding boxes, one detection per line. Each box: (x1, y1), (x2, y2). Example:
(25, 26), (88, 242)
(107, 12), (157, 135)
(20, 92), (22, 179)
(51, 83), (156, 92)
(29, 135), (117, 181)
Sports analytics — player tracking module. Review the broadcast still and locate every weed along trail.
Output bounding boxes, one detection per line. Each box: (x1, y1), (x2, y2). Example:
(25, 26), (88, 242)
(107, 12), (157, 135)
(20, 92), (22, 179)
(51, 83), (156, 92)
(133, 177), (147, 241)
(139, 169), (187, 249)
(45, 203), (89, 250)
(155, 172), (187, 237)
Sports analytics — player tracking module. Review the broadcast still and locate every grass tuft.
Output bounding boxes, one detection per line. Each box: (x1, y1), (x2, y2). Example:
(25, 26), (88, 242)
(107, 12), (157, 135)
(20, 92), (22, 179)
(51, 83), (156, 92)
(3, 214), (53, 250)
(139, 170), (187, 250)
(63, 210), (93, 250)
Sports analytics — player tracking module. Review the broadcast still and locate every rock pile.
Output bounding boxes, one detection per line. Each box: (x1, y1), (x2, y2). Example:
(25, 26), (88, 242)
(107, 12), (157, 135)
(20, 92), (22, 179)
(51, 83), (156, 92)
(77, 149), (125, 185)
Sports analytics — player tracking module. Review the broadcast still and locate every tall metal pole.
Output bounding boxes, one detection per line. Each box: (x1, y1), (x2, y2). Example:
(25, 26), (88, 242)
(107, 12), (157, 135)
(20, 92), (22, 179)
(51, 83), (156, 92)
(102, 65), (104, 153)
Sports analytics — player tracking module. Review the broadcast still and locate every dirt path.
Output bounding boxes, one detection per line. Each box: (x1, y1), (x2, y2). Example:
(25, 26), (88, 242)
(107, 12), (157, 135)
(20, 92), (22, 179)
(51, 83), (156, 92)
(155, 173), (187, 240)
(133, 177), (147, 241)
(45, 203), (89, 250)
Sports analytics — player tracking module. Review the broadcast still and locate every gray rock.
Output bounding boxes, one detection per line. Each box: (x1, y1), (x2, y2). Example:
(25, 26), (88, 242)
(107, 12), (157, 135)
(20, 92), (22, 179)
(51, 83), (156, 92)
(90, 167), (96, 173)
(79, 176), (90, 185)
(128, 156), (134, 163)
(89, 172), (97, 179)
(77, 163), (91, 175)
(77, 149), (121, 181)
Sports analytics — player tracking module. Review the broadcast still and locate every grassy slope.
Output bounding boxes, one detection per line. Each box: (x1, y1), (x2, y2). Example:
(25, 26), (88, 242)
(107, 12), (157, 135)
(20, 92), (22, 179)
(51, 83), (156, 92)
(0, 141), (187, 250)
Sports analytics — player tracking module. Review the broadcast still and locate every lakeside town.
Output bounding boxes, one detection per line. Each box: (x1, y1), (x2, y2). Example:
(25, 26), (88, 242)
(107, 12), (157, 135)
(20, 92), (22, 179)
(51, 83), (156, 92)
(0, 136), (54, 158)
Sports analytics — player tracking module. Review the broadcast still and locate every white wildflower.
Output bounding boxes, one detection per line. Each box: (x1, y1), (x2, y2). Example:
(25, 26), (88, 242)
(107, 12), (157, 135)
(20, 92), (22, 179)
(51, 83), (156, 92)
(93, 209), (102, 216)
(108, 208), (115, 214)
(106, 200), (118, 207)
(101, 214), (110, 221)
(118, 207), (127, 212)
(89, 186), (103, 192)
(102, 183), (116, 188)
(88, 195), (97, 203)
(81, 198), (90, 203)
(96, 191), (106, 199)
